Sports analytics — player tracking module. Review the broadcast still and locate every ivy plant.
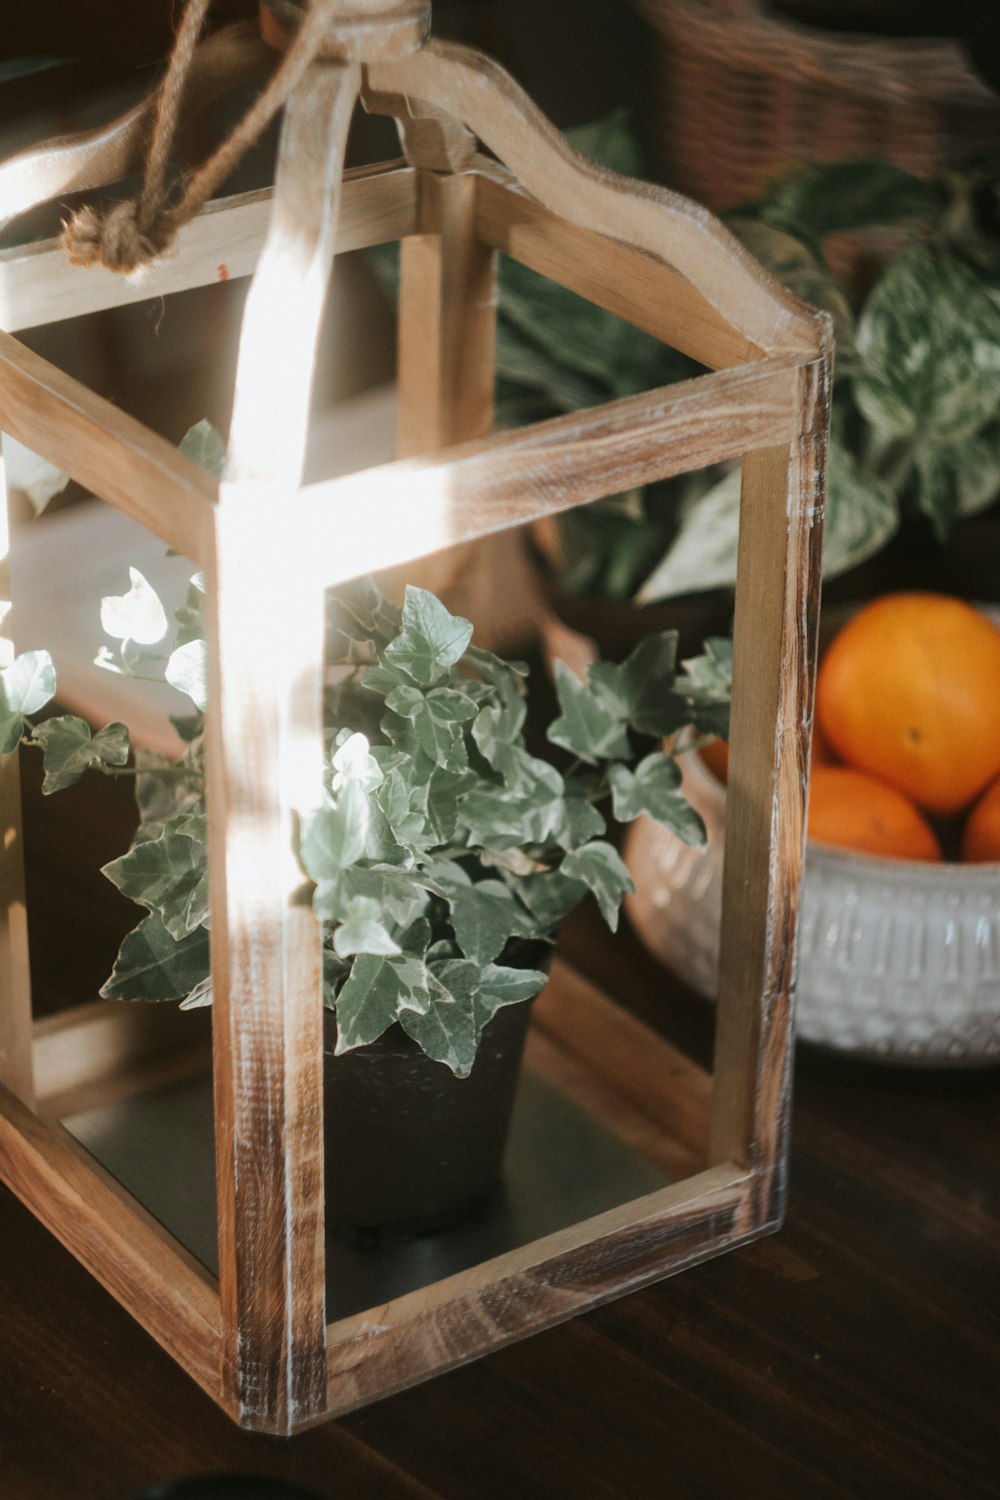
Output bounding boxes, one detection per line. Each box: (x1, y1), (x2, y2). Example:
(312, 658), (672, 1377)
(2, 562), (730, 1080)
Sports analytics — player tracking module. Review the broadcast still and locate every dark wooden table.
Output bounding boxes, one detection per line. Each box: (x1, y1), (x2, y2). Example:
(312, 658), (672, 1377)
(3, 759), (999, 1500)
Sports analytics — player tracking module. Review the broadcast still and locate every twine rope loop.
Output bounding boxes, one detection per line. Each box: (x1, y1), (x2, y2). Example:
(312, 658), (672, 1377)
(62, 0), (342, 273)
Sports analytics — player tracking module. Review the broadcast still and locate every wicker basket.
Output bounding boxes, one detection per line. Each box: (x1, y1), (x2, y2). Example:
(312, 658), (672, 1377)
(633, 0), (1000, 210)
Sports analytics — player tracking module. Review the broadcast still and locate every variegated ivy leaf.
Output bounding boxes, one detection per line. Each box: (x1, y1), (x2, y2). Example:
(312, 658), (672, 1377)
(179, 419), (227, 476)
(384, 683), (479, 766)
(458, 774), (559, 851)
(547, 659), (632, 765)
(472, 702), (521, 785)
(180, 975), (213, 1010)
(511, 869), (588, 932)
(377, 766), (432, 849)
(674, 638), (733, 740)
(0, 649), (57, 753)
(472, 961), (549, 1028)
(333, 896), (401, 958)
(402, 957), (549, 1077)
(100, 567), (168, 646)
(32, 715), (130, 794)
(326, 577), (403, 665)
(854, 243), (1000, 446)
(551, 791), (606, 852)
(101, 912), (210, 1002)
(559, 841), (634, 930)
(445, 879), (533, 965)
(331, 731), (384, 791)
(101, 813), (210, 940)
(399, 961), (481, 1077)
(589, 632), (680, 738)
(609, 753), (706, 844)
(298, 781), (368, 881)
(333, 951), (434, 1053)
(383, 586), (474, 685)
(165, 638), (207, 711)
(424, 766), (475, 844)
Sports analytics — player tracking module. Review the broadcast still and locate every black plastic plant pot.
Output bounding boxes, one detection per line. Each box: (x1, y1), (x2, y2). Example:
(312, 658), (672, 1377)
(324, 947), (549, 1244)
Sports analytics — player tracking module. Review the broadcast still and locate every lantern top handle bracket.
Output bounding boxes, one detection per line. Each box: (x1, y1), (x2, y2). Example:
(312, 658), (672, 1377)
(0, 0), (824, 360)
(260, 0), (432, 61)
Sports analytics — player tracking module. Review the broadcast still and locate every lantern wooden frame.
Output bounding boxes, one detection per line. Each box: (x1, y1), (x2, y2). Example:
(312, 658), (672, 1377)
(0, 29), (830, 1436)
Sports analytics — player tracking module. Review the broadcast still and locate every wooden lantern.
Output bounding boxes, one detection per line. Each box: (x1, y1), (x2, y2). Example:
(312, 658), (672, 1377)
(0, 2), (830, 1435)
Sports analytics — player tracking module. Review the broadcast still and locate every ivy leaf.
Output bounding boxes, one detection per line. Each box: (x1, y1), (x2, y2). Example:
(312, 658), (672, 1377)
(333, 896), (401, 958)
(854, 243), (1000, 445)
(179, 419), (226, 476)
(560, 841), (634, 931)
(384, 683), (478, 766)
(511, 869), (588, 933)
(101, 813), (210, 939)
(377, 766), (431, 849)
(326, 577), (402, 665)
(670, 637), (733, 740)
(334, 952), (433, 1052)
(0, 649), (57, 752)
(298, 782), (368, 881)
(400, 965), (480, 1078)
(547, 660), (631, 764)
(179, 975), (213, 1010)
(458, 771), (561, 850)
(331, 731), (384, 792)
(100, 913), (210, 1002)
(446, 879), (531, 965)
(609, 753), (706, 844)
(383, 586), (474, 685)
(590, 632), (681, 738)
(424, 766), (474, 843)
(31, 715), (130, 793)
(551, 791), (606, 852)
(474, 960), (549, 1032)
(471, 681), (530, 785)
(165, 638), (207, 711)
(100, 568), (168, 646)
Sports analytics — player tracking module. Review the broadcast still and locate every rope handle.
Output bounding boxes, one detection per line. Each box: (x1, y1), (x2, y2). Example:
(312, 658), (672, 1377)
(61, 0), (344, 273)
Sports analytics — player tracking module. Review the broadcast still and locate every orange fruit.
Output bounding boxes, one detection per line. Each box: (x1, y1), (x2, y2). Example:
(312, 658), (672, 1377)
(699, 736), (729, 784)
(807, 766), (942, 862)
(962, 775), (1000, 863)
(816, 594), (1000, 817)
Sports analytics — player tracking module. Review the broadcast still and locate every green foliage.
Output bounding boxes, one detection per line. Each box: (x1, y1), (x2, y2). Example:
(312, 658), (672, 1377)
(433, 126), (997, 602)
(0, 649), (56, 752)
(3, 454), (729, 1078)
(31, 716), (130, 793)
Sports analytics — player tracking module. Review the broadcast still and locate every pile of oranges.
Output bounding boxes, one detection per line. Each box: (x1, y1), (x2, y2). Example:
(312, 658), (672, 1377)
(701, 592), (1000, 864)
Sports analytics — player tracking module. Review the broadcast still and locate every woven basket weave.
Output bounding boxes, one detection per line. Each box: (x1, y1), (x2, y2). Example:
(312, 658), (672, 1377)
(633, 0), (1000, 210)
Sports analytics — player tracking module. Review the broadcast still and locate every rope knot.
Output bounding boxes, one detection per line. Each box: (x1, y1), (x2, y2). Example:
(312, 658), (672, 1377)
(61, 200), (174, 274)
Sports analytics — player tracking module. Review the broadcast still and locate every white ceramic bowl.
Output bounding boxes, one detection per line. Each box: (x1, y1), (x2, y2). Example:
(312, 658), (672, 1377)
(624, 749), (1000, 1066)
